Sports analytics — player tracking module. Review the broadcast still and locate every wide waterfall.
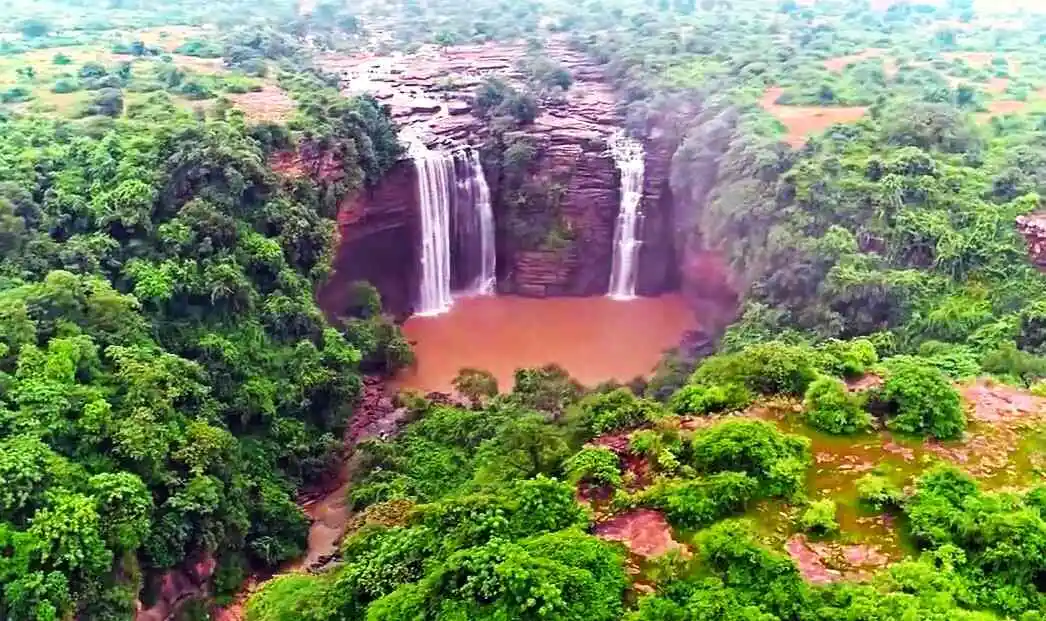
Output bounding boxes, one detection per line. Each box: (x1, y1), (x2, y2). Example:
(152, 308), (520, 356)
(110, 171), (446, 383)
(607, 131), (646, 300)
(454, 148), (496, 295)
(407, 136), (497, 316)
(409, 140), (455, 316)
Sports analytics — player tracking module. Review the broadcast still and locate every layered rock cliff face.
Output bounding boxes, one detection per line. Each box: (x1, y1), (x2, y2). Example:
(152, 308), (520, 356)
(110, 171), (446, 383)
(317, 159), (419, 319)
(312, 40), (680, 314)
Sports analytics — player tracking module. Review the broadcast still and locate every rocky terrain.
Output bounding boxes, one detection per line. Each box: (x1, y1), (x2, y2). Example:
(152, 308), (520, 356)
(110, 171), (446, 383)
(309, 39), (680, 314)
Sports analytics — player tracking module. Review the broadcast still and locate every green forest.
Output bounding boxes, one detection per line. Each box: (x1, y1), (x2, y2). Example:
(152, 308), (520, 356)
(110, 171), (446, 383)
(5, 0), (1046, 620)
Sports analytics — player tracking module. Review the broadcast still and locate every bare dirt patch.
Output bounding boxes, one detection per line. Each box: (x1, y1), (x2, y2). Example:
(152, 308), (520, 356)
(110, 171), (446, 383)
(228, 84), (296, 122)
(824, 48), (891, 74)
(595, 509), (688, 558)
(760, 87), (868, 147)
(962, 380), (1046, 423)
(786, 535), (891, 584)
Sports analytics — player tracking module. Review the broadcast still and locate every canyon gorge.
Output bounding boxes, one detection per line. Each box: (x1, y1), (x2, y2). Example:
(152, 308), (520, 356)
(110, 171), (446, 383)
(309, 40), (733, 389)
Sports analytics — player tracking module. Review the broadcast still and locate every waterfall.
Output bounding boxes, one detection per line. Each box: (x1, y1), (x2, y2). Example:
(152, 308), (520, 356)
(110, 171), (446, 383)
(455, 148), (496, 295)
(409, 140), (455, 316)
(607, 131), (647, 300)
(407, 135), (497, 316)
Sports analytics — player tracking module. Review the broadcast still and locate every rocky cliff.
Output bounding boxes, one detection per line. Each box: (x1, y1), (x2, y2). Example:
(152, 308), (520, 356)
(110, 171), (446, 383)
(1017, 214), (1046, 270)
(313, 39), (679, 311)
(317, 158), (420, 318)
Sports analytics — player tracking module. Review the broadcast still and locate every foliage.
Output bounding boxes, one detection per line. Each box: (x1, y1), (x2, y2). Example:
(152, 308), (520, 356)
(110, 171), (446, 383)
(0, 74), (408, 615)
(565, 446), (622, 487)
(856, 473), (904, 510)
(669, 382), (752, 415)
(803, 376), (871, 435)
(452, 368), (500, 406)
(800, 499), (839, 535)
(879, 360), (966, 439)
(687, 420), (811, 499)
(572, 388), (664, 436)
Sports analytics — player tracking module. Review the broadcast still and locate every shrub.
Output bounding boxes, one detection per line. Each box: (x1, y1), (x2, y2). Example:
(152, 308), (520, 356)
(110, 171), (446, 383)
(78, 62), (108, 79)
(855, 473), (903, 510)
(817, 338), (878, 378)
(637, 472), (758, 529)
(803, 376), (871, 435)
(880, 361), (966, 439)
(669, 382), (753, 415)
(52, 78), (81, 94)
(565, 446), (622, 487)
(688, 420), (810, 498)
(575, 387), (662, 435)
(452, 368), (499, 406)
(691, 342), (820, 396)
(800, 499), (838, 535)
(0, 87), (31, 104)
(53, 53), (72, 65)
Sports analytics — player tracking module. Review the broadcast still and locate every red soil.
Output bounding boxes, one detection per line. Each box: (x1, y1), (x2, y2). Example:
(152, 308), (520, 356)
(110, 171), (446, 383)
(786, 535), (890, 584)
(962, 380), (1046, 423)
(823, 49), (891, 74)
(595, 509), (688, 558)
(228, 84), (296, 123)
(760, 88), (868, 148)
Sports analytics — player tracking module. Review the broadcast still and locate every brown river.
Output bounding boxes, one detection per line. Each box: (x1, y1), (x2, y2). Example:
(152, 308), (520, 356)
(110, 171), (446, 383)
(396, 294), (695, 393)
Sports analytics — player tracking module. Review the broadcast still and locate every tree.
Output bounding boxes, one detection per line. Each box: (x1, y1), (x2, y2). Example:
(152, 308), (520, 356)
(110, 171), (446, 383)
(85, 88), (124, 117)
(18, 19), (50, 39)
(803, 376), (871, 435)
(880, 361), (966, 439)
(451, 368), (499, 407)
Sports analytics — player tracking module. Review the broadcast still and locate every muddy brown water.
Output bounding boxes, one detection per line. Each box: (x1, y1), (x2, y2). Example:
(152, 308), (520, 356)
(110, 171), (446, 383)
(395, 294), (696, 393)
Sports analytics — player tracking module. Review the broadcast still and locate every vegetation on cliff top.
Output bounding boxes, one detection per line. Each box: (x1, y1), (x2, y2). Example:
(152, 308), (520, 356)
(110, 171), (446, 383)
(6, 0), (1046, 619)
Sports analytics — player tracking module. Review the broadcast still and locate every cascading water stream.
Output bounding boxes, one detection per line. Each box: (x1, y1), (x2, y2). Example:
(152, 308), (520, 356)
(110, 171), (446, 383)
(457, 148), (496, 294)
(607, 131), (646, 300)
(408, 138), (455, 316)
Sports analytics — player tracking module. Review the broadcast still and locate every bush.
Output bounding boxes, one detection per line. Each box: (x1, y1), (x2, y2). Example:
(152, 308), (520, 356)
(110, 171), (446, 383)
(691, 342), (820, 396)
(803, 376), (871, 435)
(565, 446), (622, 487)
(669, 382), (753, 415)
(688, 420), (810, 498)
(574, 387), (662, 435)
(638, 472), (758, 529)
(78, 62), (108, 79)
(175, 39), (223, 58)
(880, 361), (966, 439)
(800, 499), (838, 535)
(0, 87), (32, 104)
(452, 368), (499, 406)
(817, 338), (878, 378)
(53, 53), (72, 65)
(52, 78), (81, 94)
(84, 88), (124, 118)
(855, 473), (903, 510)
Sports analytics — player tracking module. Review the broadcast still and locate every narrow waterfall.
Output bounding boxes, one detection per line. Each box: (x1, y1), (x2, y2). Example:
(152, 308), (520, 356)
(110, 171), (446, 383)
(409, 140), (455, 316)
(454, 148), (496, 295)
(607, 132), (647, 300)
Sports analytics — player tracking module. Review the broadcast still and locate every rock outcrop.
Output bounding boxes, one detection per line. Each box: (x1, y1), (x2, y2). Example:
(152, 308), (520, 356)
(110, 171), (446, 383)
(1017, 214), (1046, 270)
(314, 39), (679, 309)
(316, 159), (420, 318)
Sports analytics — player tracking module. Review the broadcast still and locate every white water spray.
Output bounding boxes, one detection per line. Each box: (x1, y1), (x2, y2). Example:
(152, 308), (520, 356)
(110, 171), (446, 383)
(409, 139), (455, 316)
(460, 148), (496, 294)
(607, 131), (646, 300)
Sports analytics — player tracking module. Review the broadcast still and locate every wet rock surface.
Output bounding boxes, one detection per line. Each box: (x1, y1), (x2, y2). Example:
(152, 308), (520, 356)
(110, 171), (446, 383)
(786, 535), (891, 584)
(595, 509), (688, 558)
